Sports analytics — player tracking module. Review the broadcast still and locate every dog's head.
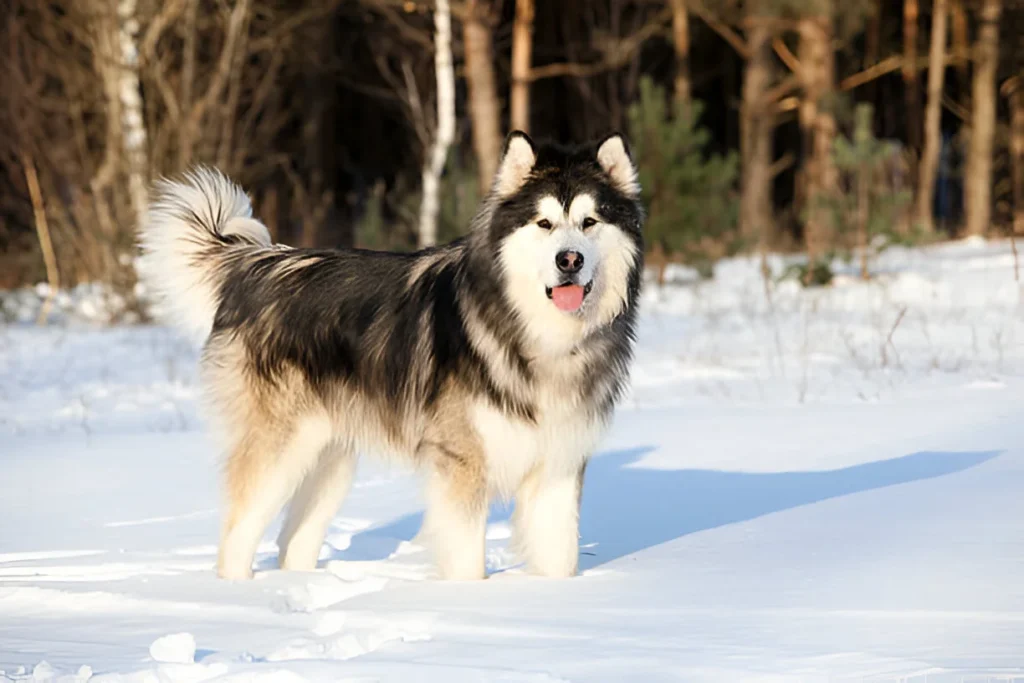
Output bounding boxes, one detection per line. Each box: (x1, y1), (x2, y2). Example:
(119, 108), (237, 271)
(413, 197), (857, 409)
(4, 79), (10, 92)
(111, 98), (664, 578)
(478, 131), (643, 354)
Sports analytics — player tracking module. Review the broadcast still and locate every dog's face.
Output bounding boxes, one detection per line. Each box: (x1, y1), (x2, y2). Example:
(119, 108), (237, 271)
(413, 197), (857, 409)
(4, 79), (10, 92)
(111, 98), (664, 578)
(484, 132), (644, 354)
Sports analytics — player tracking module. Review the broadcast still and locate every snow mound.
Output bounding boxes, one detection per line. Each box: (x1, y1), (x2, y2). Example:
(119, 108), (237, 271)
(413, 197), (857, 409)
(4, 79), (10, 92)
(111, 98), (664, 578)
(149, 633), (197, 664)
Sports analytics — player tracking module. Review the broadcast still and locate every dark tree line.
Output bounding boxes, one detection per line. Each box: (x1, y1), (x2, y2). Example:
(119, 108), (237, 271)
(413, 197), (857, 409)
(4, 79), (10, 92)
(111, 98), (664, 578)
(1, 0), (1023, 294)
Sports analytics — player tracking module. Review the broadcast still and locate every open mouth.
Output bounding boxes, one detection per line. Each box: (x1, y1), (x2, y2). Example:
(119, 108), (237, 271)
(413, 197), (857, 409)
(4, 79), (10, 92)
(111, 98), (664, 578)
(545, 281), (593, 313)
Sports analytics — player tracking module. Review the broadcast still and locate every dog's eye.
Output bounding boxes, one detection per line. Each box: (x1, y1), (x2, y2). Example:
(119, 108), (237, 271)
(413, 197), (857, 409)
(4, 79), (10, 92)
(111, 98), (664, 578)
(582, 217), (597, 229)
(537, 219), (553, 230)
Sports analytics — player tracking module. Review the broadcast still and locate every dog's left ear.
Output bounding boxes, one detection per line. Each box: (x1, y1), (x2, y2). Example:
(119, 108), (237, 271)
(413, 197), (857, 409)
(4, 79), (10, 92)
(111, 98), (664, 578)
(596, 133), (640, 198)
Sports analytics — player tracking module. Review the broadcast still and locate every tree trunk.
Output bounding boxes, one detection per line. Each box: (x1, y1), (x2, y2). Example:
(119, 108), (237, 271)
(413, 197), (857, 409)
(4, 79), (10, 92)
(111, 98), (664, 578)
(418, 0), (456, 248)
(950, 0), (969, 92)
(739, 17), (773, 246)
(177, 0), (198, 170)
(91, 4), (124, 201)
(916, 0), (948, 234)
(1004, 77), (1024, 235)
(296, 20), (332, 248)
(116, 0), (149, 224)
(669, 0), (690, 105)
(20, 151), (60, 323)
(964, 0), (1002, 237)
(858, 159), (870, 280)
(855, 104), (873, 279)
(91, 0), (146, 282)
(799, 11), (837, 270)
(463, 0), (502, 193)
(903, 0), (921, 156)
(261, 185), (280, 242)
(864, 0), (882, 104)
(180, 0), (251, 169)
(510, 0), (534, 132)
(215, 2), (253, 172)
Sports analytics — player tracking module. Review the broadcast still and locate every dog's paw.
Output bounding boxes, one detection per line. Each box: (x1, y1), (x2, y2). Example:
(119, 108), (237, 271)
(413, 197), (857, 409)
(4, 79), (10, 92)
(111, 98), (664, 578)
(216, 563), (254, 580)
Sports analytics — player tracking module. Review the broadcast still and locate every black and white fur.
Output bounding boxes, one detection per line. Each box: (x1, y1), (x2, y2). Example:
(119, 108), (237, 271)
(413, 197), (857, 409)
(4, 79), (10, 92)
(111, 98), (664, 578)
(137, 132), (644, 580)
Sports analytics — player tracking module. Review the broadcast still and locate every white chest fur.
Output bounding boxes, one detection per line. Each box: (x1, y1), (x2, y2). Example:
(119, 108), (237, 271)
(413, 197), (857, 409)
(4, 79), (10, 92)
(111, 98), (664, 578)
(470, 361), (608, 499)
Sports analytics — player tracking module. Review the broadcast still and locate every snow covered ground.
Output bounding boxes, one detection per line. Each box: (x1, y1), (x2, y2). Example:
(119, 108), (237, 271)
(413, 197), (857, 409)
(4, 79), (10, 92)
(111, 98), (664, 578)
(2, 238), (1023, 682)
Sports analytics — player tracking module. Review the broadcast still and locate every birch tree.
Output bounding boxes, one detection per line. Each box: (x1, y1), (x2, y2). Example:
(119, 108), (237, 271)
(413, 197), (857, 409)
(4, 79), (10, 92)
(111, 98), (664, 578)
(93, 0), (151, 224)
(418, 0), (456, 248)
(116, 0), (149, 224)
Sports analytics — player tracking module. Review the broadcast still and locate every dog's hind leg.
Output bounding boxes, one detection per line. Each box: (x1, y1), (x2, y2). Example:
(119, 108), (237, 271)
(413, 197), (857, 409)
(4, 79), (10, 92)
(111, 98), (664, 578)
(217, 414), (333, 580)
(277, 442), (357, 571)
(512, 460), (587, 578)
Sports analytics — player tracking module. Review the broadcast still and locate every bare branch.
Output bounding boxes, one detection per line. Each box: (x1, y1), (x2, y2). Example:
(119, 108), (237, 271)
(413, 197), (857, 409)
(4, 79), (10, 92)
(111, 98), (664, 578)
(248, 0), (345, 53)
(185, 0), (252, 142)
(691, 2), (749, 59)
(19, 150), (59, 323)
(1001, 75), (1021, 97)
(839, 54), (901, 90)
(401, 59), (431, 151)
(769, 151), (795, 179)
(179, 0), (198, 167)
(772, 38), (801, 78)
(527, 8), (671, 82)
(374, 3), (435, 51)
(840, 53), (969, 92)
(148, 54), (182, 125)
(760, 74), (799, 108)
(941, 94), (970, 122)
(217, 4), (254, 169)
(139, 0), (186, 64)
(232, 47), (288, 169)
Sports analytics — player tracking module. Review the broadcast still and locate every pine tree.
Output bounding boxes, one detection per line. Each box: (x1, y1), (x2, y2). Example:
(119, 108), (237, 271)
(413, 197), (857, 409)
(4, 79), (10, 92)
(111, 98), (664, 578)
(628, 77), (739, 282)
(830, 104), (912, 279)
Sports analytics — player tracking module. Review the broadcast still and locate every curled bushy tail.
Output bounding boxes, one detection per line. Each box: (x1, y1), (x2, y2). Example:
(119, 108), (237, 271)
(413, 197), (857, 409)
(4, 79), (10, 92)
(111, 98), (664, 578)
(137, 167), (272, 342)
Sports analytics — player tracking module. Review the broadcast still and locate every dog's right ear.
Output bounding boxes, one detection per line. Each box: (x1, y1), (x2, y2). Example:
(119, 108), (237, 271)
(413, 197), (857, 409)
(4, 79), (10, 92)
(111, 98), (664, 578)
(493, 131), (537, 197)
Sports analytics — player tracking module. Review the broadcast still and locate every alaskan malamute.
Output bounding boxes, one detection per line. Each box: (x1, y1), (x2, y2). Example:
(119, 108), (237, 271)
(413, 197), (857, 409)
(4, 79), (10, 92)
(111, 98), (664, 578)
(138, 132), (644, 580)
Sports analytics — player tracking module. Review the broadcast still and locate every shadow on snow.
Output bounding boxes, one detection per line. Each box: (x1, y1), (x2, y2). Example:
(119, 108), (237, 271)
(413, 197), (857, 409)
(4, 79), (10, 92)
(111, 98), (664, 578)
(334, 447), (1001, 571)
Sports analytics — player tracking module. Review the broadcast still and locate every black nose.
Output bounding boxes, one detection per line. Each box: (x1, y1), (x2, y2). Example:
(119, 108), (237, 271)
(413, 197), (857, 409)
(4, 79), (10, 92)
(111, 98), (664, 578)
(556, 250), (584, 274)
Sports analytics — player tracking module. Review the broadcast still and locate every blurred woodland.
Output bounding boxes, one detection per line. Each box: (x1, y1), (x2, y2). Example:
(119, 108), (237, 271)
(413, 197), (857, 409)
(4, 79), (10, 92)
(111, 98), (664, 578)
(2, 0), (1024, 300)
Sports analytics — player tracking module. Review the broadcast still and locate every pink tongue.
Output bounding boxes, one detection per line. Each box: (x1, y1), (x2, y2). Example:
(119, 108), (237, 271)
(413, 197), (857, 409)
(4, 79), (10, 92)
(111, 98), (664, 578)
(551, 284), (585, 312)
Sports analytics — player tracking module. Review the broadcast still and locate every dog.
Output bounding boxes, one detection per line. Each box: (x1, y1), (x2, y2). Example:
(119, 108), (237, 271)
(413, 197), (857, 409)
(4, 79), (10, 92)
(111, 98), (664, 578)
(137, 131), (644, 580)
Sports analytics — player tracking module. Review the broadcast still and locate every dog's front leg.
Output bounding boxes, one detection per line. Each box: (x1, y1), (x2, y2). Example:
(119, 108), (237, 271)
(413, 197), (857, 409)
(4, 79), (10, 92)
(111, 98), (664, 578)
(512, 459), (587, 578)
(419, 443), (488, 580)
